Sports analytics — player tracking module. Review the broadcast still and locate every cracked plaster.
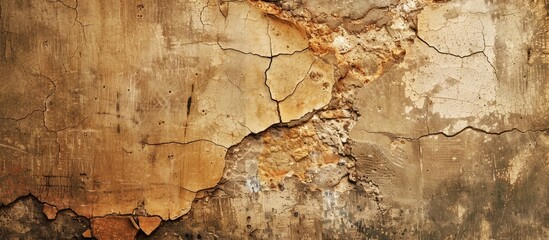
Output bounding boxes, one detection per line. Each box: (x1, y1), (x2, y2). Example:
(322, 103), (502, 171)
(1, 0), (549, 239)
(0, 0), (335, 221)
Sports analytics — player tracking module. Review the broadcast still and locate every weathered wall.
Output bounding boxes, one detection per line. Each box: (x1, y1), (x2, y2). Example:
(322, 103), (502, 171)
(1, 0), (548, 239)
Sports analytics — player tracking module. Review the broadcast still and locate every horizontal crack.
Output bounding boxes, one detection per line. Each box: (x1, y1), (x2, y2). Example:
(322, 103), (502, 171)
(216, 41), (272, 58)
(416, 34), (486, 59)
(361, 126), (549, 141)
(141, 139), (228, 149)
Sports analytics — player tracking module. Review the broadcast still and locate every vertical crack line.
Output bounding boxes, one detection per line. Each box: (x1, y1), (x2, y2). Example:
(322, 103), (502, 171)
(478, 19), (497, 78)
(199, 0), (212, 29)
(263, 57), (281, 123)
(46, 0), (87, 45)
(73, 0), (87, 46)
(267, 17), (272, 57)
(41, 74), (58, 115)
(264, 19), (282, 122)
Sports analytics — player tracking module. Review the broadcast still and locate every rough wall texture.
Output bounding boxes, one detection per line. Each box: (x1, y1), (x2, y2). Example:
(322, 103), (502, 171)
(0, 0), (548, 239)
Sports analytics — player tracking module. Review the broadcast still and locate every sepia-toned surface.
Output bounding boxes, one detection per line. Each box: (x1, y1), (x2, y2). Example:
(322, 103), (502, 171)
(0, 0), (333, 221)
(1, 0), (548, 239)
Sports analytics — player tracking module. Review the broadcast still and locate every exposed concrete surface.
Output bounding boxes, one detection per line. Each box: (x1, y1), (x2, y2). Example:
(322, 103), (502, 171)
(0, 0), (548, 239)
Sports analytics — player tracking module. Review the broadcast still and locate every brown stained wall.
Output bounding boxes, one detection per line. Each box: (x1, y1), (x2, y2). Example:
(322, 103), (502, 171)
(1, 0), (548, 239)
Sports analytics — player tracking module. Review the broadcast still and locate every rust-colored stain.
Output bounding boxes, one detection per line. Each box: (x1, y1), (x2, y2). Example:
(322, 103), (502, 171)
(42, 203), (58, 220)
(90, 216), (138, 240)
(137, 216), (162, 235)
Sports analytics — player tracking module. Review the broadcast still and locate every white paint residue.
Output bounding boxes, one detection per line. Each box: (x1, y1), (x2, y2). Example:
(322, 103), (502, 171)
(332, 36), (353, 53)
(508, 150), (530, 185)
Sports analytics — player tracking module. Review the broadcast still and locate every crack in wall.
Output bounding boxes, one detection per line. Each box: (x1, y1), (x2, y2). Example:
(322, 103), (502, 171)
(45, 0), (85, 28)
(141, 139), (229, 149)
(360, 125), (549, 141)
(6, 0), (548, 238)
(416, 11), (499, 78)
(274, 58), (316, 102)
(0, 0), (412, 237)
(215, 19), (313, 124)
(263, 57), (283, 122)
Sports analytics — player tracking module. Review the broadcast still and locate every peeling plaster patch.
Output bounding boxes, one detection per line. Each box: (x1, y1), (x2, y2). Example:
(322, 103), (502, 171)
(82, 229), (92, 238)
(0, 196), (90, 238)
(42, 203), (58, 220)
(0, 0), (334, 221)
(403, 42), (500, 120)
(90, 216), (139, 240)
(137, 216), (162, 236)
(352, 0), (549, 139)
(1, 0), (549, 238)
(256, 122), (342, 187)
(347, 0), (549, 238)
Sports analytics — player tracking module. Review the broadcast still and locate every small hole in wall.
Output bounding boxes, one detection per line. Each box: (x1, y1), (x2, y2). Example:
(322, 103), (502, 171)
(184, 233), (192, 240)
(322, 82), (329, 90)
